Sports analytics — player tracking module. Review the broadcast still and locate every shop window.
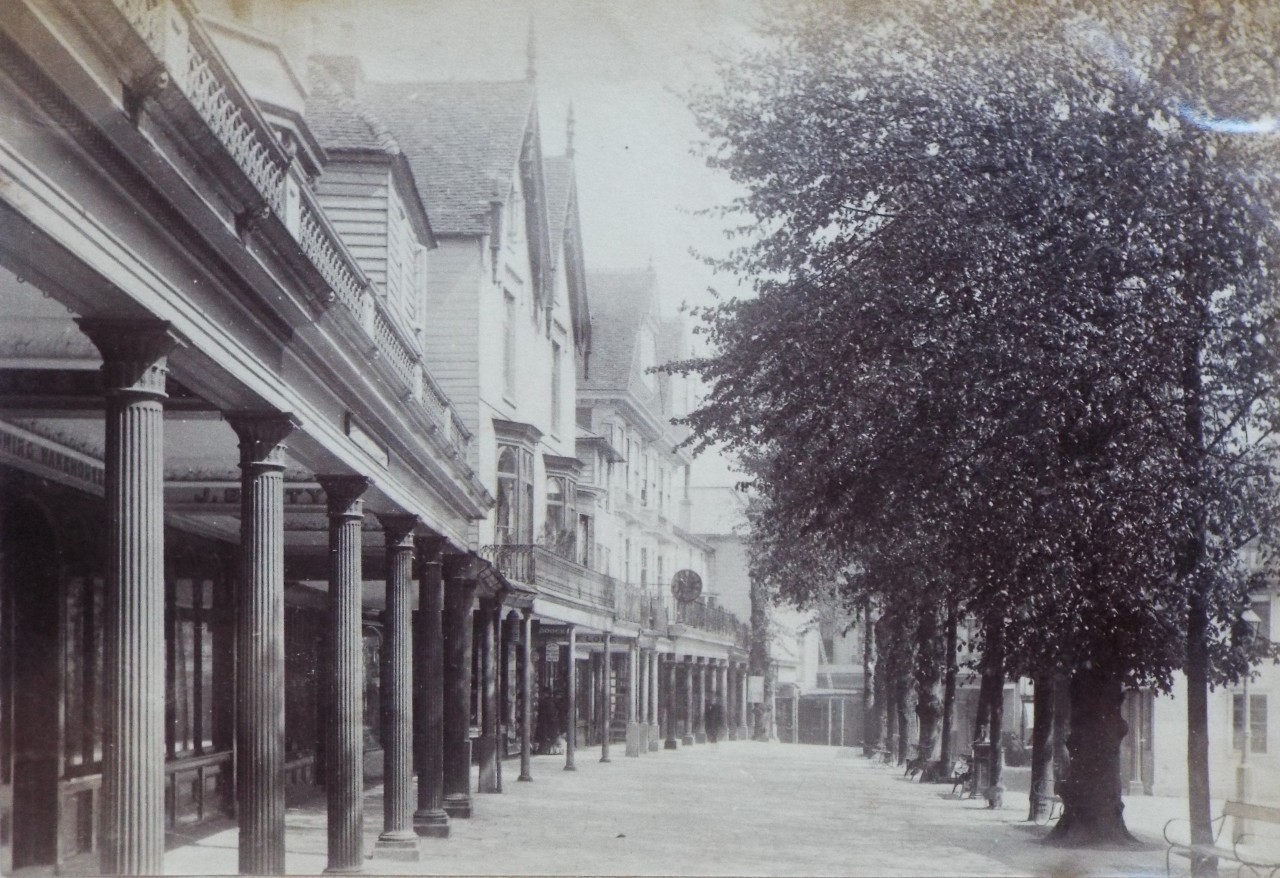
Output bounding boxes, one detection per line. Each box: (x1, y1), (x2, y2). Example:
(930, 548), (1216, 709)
(1233, 693), (1268, 753)
(166, 573), (225, 758)
(63, 576), (105, 773)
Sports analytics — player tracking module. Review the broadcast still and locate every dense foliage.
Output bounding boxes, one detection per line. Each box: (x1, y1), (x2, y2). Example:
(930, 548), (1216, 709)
(670, 0), (1280, 846)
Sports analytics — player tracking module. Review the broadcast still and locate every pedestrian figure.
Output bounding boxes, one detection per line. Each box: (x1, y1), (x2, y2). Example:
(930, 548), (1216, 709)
(707, 697), (725, 743)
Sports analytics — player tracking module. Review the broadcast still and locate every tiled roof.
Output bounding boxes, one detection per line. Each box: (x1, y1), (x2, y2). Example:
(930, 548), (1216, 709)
(306, 65), (400, 154)
(544, 155), (573, 266)
(361, 79), (537, 235)
(581, 268), (656, 392)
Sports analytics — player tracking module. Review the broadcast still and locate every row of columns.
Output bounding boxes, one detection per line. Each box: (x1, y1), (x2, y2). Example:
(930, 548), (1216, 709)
(79, 318), (750, 873)
(78, 319), (534, 875)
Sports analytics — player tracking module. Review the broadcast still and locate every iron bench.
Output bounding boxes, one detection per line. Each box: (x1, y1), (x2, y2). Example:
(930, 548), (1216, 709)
(1164, 801), (1280, 878)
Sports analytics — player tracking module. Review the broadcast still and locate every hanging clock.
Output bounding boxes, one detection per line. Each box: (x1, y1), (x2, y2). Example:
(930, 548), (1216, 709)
(671, 569), (702, 603)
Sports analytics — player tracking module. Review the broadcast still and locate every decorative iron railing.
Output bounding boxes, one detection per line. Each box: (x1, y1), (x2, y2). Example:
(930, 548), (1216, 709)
(106, 0), (471, 460)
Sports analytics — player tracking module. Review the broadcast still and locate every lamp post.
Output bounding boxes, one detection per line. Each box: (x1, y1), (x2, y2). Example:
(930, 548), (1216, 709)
(1233, 607), (1262, 844)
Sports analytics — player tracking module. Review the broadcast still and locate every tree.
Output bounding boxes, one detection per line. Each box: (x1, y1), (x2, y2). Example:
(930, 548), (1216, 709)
(671, 0), (1280, 846)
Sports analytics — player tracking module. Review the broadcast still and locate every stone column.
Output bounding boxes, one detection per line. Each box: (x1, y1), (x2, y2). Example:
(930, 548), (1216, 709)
(564, 625), (577, 771)
(478, 598), (499, 793)
(740, 662), (750, 738)
(442, 556), (478, 818)
(374, 514), (420, 861)
(80, 319), (176, 875)
(413, 537), (449, 837)
(518, 609), (534, 782)
(727, 665), (738, 740)
(626, 642), (641, 757)
(227, 412), (295, 875)
(665, 657), (678, 749)
(682, 659), (696, 746)
(696, 661), (709, 743)
(649, 651), (662, 751)
(317, 475), (370, 874)
(637, 646), (649, 746)
(600, 632), (612, 762)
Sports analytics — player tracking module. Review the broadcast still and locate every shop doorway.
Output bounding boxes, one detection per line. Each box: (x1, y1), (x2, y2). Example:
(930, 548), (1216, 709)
(1, 497), (61, 870)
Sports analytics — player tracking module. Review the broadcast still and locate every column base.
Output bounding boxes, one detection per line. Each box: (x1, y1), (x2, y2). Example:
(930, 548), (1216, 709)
(737, 725), (749, 739)
(696, 732), (707, 744)
(443, 795), (472, 818)
(728, 728), (738, 741)
(323, 867), (364, 875)
(625, 721), (642, 757)
(650, 739), (662, 752)
(373, 833), (422, 862)
(563, 762), (577, 771)
(682, 735), (694, 746)
(413, 809), (450, 838)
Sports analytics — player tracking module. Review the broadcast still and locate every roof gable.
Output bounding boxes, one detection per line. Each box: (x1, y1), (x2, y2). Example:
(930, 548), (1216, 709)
(362, 79), (537, 235)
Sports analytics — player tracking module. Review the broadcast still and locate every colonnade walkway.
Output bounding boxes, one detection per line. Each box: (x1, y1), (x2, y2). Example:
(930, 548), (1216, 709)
(164, 742), (1189, 876)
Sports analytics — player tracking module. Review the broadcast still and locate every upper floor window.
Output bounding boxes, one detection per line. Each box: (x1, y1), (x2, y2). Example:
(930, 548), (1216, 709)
(496, 445), (534, 544)
(551, 342), (563, 434)
(503, 292), (516, 398)
(1233, 693), (1268, 753)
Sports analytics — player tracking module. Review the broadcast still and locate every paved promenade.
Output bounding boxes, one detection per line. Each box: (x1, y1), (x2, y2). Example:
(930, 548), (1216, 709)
(165, 741), (1190, 876)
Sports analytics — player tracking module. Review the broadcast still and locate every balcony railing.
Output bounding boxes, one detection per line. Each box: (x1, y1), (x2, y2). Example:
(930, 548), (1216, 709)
(106, 0), (471, 461)
(481, 545), (748, 646)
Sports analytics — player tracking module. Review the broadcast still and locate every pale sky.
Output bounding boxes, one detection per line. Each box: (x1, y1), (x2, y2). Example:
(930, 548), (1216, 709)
(306, 0), (763, 486)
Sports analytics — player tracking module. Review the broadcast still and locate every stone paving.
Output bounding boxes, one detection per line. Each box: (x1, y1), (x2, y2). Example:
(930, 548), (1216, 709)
(165, 741), (1196, 876)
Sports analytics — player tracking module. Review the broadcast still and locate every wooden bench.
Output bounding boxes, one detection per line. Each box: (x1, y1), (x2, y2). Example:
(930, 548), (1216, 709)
(1164, 801), (1280, 878)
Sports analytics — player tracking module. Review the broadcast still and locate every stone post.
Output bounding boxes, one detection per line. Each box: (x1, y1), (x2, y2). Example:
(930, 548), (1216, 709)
(442, 556), (478, 818)
(518, 609), (534, 782)
(317, 475), (370, 874)
(739, 662), (750, 739)
(373, 514), (420, 861)
(80, 319), (177, 876)
(413, 537), (449, 837)
(226, 412), (295, 875)
(564, 625), (577, 771)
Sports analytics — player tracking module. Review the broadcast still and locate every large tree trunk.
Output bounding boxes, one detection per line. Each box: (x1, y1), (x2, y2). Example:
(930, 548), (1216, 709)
(862, 603), (878, 757)
(749, 574), (773, 741)
(938, 603), (958, 772)
(1029, 674), (1056, 822)
(1052, 674), (1071, 794)
(983, 619), (1006, 809)
(913, 604), (943, 775)
(872, 614), (890, 755)
(1186, 589), (1217, 875)
(1047, 669), (1136, 846)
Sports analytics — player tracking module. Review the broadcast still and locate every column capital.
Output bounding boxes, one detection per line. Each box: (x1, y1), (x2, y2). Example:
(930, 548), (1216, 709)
(414, 534), (449, 563)
(318, 474), (371, 518)
(77, 317), (181, 397)
(377, 513), (420, 548)
(443, 552), (485, 583)
(227, 411), (297, 467)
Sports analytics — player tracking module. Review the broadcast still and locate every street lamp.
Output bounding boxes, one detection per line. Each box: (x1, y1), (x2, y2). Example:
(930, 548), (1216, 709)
(1233, 607), (1262, 844)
